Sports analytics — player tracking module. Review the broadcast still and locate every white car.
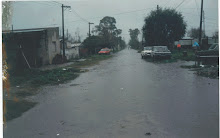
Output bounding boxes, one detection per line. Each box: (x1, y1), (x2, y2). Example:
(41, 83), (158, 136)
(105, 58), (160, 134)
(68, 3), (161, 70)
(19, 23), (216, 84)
(141, 47), (152, 58)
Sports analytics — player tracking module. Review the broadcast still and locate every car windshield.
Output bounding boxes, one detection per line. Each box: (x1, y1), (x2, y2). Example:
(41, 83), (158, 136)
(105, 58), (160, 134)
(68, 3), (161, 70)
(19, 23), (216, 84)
(144, 47), (152, 50)
(209, 44), (218, 50)
(154, 46), (168, 52)
(101, 49), (109, 51)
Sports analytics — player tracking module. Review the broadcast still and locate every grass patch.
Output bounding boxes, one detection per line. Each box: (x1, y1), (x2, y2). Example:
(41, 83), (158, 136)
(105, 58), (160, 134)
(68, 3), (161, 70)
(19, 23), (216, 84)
(142, 49), (195, 64)
(180, 65), (199, 69)
(68, 54), (112, 68)
(196, 67), (219, 79)
(171, 49), (195, 61)
(16, 91), (37, 97)
(5, 54), (113, 122)
(31, 68), (80, 86)
(10, 68), (80, 87)
(143, 57), (177, 63)
(5, 99), (37, 121)
(180, 64), (219, 79)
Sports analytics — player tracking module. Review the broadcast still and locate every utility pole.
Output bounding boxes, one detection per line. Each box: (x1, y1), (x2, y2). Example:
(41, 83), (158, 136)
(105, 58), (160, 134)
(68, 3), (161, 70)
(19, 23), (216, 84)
(199, 0), (204, 48)
(89, 22), (94, 37)
(142, 33), (144, 49)
(67, 29), (68, 40)
(61, 4), (71, 58)
(203, 10), (205, 37)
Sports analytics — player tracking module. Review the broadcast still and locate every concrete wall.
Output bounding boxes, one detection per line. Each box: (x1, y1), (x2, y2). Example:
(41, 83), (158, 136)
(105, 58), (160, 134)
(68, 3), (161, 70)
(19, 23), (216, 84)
(175, 39), (199, 48)
(3, 27), (61, 68)
(46, 27), (61, 64)
(3, 31), (49, 68)
(65, 47), (80, 60)
(38, 31), (49, 65)
(66, 41), (72, 48)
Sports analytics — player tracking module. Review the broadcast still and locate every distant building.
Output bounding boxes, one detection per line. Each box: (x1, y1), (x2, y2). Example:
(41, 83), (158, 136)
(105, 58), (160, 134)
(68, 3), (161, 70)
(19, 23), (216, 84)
(174, 36), (219, 49)
(174, 37), (194, 49)
(65, 43), (83, 60)
(2, 27), (60, 69)
(60, 39), (72, 49)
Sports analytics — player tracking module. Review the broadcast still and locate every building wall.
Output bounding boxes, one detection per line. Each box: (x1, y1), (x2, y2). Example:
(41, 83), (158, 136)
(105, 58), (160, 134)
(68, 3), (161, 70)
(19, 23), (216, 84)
(38, 31), (49, 65)
(3, 31), (48, 68)
(46, 27), (61, 64)
(65, 47), (80, 60)
(175, 39), (199, 49)
(66, 41), (72, 48)
(3, 27), (61, 69)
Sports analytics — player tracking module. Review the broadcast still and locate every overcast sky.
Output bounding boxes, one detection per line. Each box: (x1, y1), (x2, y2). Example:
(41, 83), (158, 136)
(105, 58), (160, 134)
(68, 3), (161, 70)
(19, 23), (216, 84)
(10, 0), (218, 42)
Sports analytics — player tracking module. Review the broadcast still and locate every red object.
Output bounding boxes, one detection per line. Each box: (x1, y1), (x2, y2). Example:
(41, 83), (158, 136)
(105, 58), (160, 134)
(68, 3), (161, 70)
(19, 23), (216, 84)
(177, 44), (181, 48)
(98, 48), (111, 54)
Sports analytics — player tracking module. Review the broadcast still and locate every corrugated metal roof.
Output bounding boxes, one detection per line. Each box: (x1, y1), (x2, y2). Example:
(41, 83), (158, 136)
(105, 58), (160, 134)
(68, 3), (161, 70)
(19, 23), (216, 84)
(71, 43), (83, 47)
(3, 29), (45, 34)
(3, 27), (59, 34)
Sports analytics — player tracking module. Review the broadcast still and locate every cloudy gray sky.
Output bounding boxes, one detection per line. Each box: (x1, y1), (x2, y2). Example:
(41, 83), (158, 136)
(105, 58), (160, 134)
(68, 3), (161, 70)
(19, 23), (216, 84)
(10, 0), (219, 42)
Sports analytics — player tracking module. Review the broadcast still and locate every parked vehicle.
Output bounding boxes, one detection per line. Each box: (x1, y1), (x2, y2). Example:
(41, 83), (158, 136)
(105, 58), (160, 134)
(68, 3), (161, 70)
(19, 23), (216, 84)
(195, 43), (219, 65)
(98, 48), (111, 55)
(151, 46), (171, 60)
(196, 43), (219, 57)
(141, 46), (152, 58)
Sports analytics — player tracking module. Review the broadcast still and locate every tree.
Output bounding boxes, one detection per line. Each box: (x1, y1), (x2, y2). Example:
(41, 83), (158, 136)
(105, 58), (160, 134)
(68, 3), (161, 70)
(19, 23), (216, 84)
(212, 31), (218, 39)
(83, 36), (105, 54)
(93, 16), (122, 49)
(143, 7), (186, 48)
(187, 27), (206, 39)
(119, 37), (126, 49)
(74, 27), (81, 43)
(128, 28), (140, 49)
(83, 16), (124, 54)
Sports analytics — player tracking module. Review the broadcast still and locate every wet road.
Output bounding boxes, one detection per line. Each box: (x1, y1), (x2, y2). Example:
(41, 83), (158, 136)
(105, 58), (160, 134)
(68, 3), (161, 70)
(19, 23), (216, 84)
(4, 49), (219, 138)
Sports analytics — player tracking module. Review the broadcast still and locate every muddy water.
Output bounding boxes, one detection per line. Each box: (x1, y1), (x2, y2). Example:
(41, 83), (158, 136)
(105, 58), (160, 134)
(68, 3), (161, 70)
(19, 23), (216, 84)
(4, 49), (218, 138)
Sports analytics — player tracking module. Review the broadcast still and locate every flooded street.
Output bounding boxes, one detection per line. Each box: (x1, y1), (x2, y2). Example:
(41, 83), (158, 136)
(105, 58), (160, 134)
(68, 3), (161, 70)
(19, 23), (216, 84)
(4, 49), (218, 138)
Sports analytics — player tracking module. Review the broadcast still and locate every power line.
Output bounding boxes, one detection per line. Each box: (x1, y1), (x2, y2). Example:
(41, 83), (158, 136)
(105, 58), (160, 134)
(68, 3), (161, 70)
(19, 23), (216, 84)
(194, 0), (200, 15)
(66, 7), (154, 24)
(174, 0), (187, 10)
(51, 1), (63, 5)
(181, 11), (218, 21)
(71, 9), (89, 23)
(113, 8), (153, 15)
(163, 0), (173, 8)
(15, 1), (56, 7)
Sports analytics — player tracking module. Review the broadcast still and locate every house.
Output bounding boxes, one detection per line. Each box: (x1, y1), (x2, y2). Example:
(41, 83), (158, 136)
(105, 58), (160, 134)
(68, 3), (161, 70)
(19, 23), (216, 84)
(2, 27), (60, 70)
(175, 37), (219, 49)
(65, 43), (83, 60)
(60, 39), (72, 49)
(174, 37), (195, 49)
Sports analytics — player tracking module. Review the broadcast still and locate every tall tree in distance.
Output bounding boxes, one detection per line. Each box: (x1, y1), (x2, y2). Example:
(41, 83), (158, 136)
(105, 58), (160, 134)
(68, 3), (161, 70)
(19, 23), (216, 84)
(187, 27), (206, 39)
(128, 28), (140, 49)
(93, 16), (122, 48)
(212, 31), (218, 39)
(83, 16), (124, 54)
(143, 7), (186, 49)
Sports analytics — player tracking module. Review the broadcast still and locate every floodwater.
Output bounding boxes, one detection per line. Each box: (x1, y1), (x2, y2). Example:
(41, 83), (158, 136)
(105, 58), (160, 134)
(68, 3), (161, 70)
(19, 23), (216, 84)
(4, 49), (219, 138)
